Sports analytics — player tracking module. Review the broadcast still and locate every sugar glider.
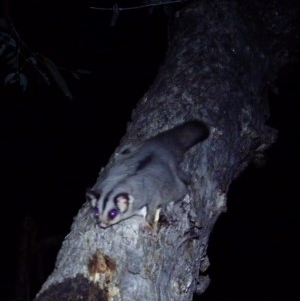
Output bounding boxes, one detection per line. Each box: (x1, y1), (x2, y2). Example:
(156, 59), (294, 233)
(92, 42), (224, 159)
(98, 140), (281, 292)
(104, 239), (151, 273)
(87, 120), (209, 228)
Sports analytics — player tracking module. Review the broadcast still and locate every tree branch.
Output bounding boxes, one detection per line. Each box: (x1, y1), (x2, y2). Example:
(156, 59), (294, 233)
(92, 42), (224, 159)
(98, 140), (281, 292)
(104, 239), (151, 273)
(34, 0), (299, 300)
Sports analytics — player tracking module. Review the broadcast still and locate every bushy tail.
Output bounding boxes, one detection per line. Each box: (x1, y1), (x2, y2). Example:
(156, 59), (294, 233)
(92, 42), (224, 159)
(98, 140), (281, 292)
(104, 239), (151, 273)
(152, 120), (209, 160)
(174, 120), (209, 151)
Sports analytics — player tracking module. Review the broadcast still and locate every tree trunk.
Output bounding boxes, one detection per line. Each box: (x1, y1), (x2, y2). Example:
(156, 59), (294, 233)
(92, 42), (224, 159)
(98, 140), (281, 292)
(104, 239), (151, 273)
(34, 0), (299, 300)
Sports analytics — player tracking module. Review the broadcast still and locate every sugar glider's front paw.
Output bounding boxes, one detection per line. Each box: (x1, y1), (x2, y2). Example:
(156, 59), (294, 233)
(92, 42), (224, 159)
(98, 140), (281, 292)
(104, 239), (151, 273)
(139, 207), (161, 235)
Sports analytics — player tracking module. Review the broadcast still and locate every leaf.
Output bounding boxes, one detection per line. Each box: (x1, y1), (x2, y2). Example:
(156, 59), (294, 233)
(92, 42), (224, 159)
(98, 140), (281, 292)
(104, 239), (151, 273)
(0, 32), (16, 48)
(19, 73), (28, 91)
(76, 69), (92, 75)
(4, 72), (17, 85)
(27, 56), (38, 65)
(0, 44), (7, 56)
(5, 50), (16, 59)
(6, 55), (18, 68)
(70, 72), (80, 80)
(7, 37), (17, 48)
(0, 31), (11, 41)
(34, 66), (51, 85)
(40, 55), (73, 99)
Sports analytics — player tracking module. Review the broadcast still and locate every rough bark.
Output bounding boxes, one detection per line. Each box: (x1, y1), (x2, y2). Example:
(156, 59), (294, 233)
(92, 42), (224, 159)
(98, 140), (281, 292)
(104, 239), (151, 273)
(34, 0), (299, 301)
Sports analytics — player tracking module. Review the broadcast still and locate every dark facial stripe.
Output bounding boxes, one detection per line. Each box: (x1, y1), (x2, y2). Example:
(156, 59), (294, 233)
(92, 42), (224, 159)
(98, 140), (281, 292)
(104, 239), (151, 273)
(135, 154), (153, 173)
(102, 190), (113, 212)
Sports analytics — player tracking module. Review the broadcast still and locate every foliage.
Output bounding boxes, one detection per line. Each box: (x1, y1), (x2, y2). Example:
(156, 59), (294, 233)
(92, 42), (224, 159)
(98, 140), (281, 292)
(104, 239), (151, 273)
(0, 17), (89, 99)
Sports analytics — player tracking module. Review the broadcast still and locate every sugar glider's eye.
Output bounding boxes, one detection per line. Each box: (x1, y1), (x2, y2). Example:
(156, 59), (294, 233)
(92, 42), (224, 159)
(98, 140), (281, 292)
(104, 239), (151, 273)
(108, 209), (120, 220)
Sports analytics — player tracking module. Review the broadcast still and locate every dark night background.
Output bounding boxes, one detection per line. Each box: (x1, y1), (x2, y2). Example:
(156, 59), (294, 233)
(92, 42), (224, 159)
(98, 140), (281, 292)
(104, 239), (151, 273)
(1, 1), (299, 300)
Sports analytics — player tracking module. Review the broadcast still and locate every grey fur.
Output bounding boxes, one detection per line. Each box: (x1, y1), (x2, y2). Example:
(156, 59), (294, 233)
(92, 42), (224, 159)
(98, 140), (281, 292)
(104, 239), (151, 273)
(87, 120), (209, 228)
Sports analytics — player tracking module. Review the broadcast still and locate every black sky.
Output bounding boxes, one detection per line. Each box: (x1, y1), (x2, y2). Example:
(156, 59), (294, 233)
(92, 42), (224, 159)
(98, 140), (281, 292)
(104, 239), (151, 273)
(1, 1), (299, 300)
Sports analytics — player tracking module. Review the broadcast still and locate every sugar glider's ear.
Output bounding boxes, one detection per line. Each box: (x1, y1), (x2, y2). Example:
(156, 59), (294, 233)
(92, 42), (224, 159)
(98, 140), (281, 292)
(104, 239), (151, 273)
(114, 144), (138, 160)
(86, 189), (100, 207)
(115, 193), (134, 213)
